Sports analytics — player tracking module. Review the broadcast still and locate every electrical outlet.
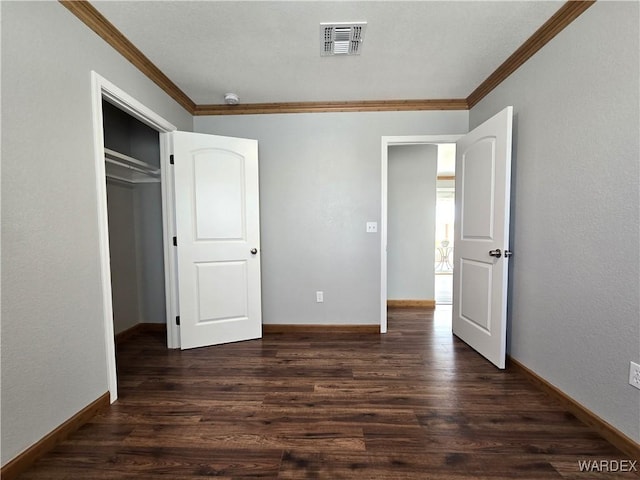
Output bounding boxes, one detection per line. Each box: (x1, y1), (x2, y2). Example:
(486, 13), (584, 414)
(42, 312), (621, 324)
(316, 291), (324, 303)
(366, 222), (378, 233)
(629, 361), (640, 390)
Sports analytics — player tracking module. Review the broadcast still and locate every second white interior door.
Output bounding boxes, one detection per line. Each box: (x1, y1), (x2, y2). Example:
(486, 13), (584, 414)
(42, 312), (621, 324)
(452, 106), (513, 369)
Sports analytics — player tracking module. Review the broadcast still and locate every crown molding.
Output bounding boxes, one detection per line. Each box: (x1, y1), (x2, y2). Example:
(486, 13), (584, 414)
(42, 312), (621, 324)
(194, 99), (469, 116)
(59, 0), (196, 114)
(467, 0), (596, 108)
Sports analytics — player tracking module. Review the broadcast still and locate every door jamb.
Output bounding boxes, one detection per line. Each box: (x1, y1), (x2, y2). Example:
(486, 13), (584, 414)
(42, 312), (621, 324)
(91, 71), (177, 402)
(380, 135), (462, 333)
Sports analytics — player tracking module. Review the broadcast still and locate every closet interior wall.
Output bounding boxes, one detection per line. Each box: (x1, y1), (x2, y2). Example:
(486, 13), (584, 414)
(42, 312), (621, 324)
(103, 100), (166, 335)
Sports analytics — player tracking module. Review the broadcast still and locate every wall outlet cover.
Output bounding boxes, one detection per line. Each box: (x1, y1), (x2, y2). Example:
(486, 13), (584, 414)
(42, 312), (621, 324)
(366, 221), (378, 233)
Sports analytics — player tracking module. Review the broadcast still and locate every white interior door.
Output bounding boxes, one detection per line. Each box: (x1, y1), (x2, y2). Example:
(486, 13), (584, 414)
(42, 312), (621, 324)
(173, 131), (262, 350)
(452, 106), (513, 369)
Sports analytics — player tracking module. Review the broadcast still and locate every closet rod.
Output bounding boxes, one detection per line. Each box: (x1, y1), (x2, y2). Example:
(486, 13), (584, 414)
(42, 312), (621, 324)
(105, 157), (160, 177)
(104, 147), (160, 178)
(106, 173), (135, 185)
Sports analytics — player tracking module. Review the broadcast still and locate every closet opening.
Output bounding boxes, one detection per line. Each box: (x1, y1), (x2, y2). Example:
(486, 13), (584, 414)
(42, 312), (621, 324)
(103, 99), (167, 375)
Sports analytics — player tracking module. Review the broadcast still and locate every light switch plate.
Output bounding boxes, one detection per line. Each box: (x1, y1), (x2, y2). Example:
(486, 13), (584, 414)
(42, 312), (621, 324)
(630, 361), (640, 390)
(366, 222), (378, 233)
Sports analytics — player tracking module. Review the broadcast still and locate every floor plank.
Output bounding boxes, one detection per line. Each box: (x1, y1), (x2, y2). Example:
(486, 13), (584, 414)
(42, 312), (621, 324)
(17, 307), (637, 479)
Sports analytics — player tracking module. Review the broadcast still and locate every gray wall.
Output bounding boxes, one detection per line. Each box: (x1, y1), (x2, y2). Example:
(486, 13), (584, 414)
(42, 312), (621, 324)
(387, 145), (437, 300)
(194, 111), (468, 325)
(106, 181), (141, 334)
(1, 1), (192, 465)
(106, 181), (166, 334)
(134, 183), (167, 324)
(470, 2), (639, 442)
(103, 100), (162, 168)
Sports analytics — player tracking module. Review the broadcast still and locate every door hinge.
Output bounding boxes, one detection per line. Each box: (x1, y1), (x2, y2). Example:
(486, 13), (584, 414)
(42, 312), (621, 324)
(175, 316), (180, 326)
(173, 236), (177, 246)
(169, 154), (174, 165)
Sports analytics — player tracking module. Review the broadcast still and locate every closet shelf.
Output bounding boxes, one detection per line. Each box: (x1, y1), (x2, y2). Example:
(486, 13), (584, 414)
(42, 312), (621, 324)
(105, 148), (160, 184)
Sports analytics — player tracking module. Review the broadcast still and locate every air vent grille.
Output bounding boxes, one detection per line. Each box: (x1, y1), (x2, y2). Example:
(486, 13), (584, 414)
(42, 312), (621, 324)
(320, 22), (367, 56)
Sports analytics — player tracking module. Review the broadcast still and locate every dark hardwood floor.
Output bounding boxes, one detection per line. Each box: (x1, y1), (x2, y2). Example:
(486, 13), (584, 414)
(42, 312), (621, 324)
(19, 307), (637, 479)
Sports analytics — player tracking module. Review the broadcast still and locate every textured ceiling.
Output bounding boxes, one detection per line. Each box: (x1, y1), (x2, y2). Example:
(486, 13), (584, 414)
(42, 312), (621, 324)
(92, 1), (562, 105)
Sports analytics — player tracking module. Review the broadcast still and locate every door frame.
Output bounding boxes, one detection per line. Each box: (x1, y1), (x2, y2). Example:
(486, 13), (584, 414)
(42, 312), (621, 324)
(91, 71), (177, 402)
(380, 135), (461, 333)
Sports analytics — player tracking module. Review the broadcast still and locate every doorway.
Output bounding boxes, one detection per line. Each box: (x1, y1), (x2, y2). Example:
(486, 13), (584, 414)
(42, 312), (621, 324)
(434, 144), (456, 305)
(380, 135), (461, 333)
(382, 107), (513, 367)
(91, 72), (177, 402)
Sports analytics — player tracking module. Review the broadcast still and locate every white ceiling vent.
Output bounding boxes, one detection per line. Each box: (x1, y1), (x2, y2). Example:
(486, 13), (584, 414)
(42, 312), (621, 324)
(320, 22), (367, 56)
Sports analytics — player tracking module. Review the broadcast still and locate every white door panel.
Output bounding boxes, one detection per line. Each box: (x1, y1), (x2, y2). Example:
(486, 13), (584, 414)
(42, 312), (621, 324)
(453, 106), (513, 369)
(460, 138), (496, 240)
(459, 259), (492, 332)
(173, 131), (261, 350)
(196, 261), (248, 320)
(193, 149), (246, 240)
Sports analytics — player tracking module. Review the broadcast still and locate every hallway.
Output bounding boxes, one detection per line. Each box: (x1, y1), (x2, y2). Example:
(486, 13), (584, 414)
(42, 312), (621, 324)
(435, 273), (453, 305)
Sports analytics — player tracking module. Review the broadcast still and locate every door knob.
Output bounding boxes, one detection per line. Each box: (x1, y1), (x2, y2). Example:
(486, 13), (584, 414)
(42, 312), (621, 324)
(250, 248), (258, 255)
(488, 249), (502, 258)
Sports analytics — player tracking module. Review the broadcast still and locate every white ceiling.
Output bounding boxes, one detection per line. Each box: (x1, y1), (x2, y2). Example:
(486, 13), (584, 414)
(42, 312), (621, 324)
(92, 1), (562, 106)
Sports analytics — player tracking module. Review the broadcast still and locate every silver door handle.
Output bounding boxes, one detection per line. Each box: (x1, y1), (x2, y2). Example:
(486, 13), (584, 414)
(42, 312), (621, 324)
(250, 248), (258, 255)
(488, 249), (502, 258)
